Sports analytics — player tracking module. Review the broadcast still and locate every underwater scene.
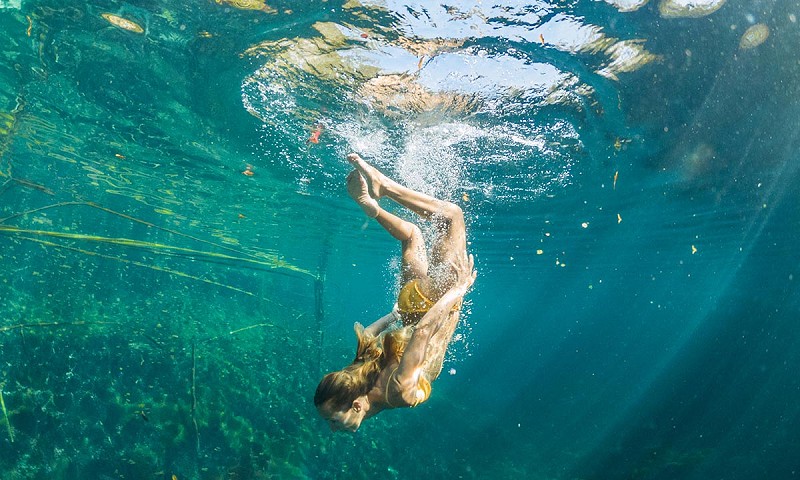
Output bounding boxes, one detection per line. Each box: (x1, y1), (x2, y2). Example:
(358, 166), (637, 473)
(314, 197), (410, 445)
(1, 0), (799, 478)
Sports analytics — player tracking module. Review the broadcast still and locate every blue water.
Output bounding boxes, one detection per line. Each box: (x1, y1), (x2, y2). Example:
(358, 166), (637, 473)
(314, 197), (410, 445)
(1, 0), (799, 478)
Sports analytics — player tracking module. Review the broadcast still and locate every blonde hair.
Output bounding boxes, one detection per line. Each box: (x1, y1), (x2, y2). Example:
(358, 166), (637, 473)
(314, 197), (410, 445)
(314, 323), (408, 409)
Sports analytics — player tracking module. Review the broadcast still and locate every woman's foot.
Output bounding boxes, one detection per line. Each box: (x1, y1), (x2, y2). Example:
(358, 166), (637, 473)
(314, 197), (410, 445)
(346, 170), (380, 218)
(347, 153), (389, 199)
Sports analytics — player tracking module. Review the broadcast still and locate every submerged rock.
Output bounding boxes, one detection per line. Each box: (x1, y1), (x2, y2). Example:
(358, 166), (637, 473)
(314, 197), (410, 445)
(0, 0), (22, 10)
(603, 0), (650, 13)
(659, 0), (726, 18)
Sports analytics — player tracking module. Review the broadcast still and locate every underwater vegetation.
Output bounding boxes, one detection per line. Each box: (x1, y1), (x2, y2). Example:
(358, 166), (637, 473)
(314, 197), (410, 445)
(0, 268), (321, 478)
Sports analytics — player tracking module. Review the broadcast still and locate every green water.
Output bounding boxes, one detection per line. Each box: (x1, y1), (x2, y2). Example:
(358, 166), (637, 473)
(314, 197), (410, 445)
(1, 0), (799, 479)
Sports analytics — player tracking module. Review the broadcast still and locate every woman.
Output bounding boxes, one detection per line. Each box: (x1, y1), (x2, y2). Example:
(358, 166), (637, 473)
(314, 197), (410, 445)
(314, 153), (476, 432)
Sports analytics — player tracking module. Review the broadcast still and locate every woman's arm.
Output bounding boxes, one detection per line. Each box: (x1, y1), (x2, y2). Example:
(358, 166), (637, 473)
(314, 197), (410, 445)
(394, 255), (476, 391)
(363, 304), (400, 337)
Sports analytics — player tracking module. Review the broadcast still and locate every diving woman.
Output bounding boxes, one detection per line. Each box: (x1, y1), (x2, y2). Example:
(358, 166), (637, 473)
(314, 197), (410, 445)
(314, 153), (476, 432)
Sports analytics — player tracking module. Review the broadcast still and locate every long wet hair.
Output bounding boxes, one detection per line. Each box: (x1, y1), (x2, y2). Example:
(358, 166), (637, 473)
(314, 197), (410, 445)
(314, 323), (404, 410)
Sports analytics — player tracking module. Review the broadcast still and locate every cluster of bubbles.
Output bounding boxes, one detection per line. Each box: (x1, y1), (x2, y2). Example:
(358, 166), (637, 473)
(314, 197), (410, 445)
(238, 2), (624, 204)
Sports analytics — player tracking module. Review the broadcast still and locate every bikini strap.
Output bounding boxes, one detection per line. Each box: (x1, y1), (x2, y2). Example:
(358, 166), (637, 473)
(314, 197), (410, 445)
(384, 367), (400, 408)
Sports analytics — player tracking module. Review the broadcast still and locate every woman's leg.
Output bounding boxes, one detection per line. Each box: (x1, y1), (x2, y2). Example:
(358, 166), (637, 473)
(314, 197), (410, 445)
(347, 170), (427, 282)
(347, 154), (449, 219)
(347, 154), (466, 291)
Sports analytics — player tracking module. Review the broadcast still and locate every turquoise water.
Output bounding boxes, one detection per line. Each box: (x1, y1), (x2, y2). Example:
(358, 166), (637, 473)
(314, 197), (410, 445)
(1, 0), (799, 478)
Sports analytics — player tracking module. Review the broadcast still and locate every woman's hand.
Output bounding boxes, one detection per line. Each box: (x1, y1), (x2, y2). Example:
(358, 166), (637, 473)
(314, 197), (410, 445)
(452, 252), (477, 292)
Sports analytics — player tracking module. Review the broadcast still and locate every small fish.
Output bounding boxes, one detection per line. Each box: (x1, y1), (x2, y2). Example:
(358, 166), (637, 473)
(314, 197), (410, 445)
(238, 213), (246, 219)
(417, 56), (425, 70)
(307, 125), (323, 144)
(26, 16), (32, 37)
(115, 153), (126, 159)
(613, 171), (618, 190)
(242, 165), (254, 176)
(539, 33), (545, 46)
(139, 410), (149, 422)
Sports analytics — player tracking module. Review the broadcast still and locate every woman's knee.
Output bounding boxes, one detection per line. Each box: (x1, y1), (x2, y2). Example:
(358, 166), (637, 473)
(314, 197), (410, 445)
(436, 202), (463, 224)
(407, 224), (424, 243)
(397, 222), (423, 243)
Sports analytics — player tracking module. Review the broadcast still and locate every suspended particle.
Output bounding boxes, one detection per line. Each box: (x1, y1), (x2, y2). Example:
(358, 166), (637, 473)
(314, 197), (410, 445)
(101, 13), (145, 34)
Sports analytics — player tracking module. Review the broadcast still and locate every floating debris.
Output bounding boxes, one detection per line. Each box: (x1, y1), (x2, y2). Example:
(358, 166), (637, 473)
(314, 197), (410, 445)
(692, 245), (698, 254)
(739, 23), (769, 49)
(617, 213), (623, 223)
(242, 165), (255, 176)
(613, 170), (619, 189)
(101, 13), (145, 34)
(614, 137), (631, 151)
(306, 124), (323, 144)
